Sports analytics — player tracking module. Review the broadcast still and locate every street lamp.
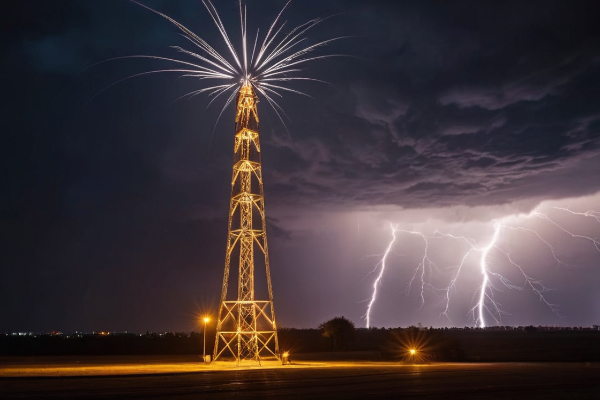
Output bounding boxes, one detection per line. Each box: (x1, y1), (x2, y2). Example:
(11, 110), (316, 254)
(203, 317), (210, 363)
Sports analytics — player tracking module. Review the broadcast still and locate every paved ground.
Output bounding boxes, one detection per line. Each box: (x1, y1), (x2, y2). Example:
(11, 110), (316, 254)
(1, 356), (599, 399)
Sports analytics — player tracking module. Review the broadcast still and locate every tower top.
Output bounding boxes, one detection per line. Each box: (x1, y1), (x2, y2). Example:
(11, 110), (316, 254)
(239, 82), (255, 97)
(236, 83), (259, 129)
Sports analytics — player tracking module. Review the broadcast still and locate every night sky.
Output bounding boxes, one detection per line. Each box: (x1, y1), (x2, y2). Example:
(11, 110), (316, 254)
(3, 0), (600, 333)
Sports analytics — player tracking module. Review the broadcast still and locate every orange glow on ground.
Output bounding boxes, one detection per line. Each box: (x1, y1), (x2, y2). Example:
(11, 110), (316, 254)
(0, 355), (450, 378)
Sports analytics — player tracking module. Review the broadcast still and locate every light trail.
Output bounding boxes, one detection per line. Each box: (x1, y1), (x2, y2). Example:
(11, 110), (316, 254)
(364, 206), (600, 328)
(99, 0), (345, 129)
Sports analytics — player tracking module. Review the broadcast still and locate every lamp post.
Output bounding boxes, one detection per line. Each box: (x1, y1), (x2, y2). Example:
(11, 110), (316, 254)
(203, 317), (210, 363)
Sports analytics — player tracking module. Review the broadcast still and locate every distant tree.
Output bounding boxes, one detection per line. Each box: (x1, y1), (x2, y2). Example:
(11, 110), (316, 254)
(319, 316), (355, 350)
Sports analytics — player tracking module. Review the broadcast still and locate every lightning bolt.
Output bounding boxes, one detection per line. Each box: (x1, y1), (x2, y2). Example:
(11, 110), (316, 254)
(365, 223), (397, 328)
(364, 205), (600, 328)
(475, 221), (500, 328)
(398, 229), (433, 307)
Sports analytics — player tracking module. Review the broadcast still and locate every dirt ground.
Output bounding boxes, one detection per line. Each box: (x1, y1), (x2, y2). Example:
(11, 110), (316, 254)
(1, 356), (599, 399)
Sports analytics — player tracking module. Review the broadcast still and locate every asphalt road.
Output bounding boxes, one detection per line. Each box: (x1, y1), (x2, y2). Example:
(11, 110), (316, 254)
(2, 362), (599, 399)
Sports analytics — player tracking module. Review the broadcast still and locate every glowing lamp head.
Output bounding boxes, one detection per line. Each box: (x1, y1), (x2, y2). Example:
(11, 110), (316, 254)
(410, 349), (416, 355)
(283, 352), (289, 357)
(203, 317), (210, 323)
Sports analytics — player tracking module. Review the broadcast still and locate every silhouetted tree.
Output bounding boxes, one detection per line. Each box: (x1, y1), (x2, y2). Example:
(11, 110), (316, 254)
(319, 316), (355, 350)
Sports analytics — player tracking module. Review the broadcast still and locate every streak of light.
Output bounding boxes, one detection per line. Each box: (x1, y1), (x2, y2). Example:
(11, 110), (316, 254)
(96, 0), (345, 130)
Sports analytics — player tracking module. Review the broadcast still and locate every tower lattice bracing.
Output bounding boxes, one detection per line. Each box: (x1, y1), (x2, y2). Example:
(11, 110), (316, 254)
(213, 83), (279, 364)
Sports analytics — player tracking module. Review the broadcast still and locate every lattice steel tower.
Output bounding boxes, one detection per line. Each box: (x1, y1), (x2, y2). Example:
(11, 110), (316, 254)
(213, 83), (279, 364)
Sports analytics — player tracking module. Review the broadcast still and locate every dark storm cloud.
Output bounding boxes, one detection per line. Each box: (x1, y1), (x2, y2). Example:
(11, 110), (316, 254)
(252, 0), (600, 212)
(2, 0), (599, 332)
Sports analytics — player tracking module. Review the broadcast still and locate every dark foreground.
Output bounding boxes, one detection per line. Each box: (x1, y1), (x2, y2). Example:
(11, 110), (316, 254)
(2, 361), (599, 399)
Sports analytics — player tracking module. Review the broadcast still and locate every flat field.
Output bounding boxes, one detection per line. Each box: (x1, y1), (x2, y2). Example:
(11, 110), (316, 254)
(1, 356), (599, 399)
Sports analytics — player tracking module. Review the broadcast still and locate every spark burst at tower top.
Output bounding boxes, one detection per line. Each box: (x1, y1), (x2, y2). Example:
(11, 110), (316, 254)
(129, 0), (344, 124)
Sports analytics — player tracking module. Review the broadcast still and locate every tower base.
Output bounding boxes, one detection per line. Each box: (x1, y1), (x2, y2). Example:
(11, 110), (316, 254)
(213, 300), (279, 364)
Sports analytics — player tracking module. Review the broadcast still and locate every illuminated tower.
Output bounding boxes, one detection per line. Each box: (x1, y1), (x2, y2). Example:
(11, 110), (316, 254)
(213, 83), (279, 364)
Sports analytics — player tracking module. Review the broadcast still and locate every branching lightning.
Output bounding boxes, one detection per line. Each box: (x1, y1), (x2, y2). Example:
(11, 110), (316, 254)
(534, 210), (600, 251)
(365, 205), (600, 328)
